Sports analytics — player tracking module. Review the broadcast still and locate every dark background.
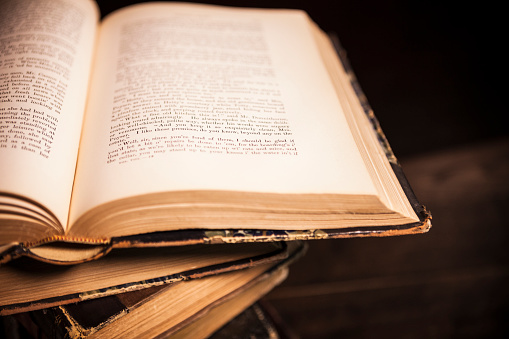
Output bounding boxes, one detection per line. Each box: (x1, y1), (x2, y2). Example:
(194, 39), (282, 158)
(94, 1), (509, 338)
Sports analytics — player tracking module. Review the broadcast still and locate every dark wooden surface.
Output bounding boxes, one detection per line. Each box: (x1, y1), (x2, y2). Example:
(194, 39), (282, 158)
(265, 138), (509, 338)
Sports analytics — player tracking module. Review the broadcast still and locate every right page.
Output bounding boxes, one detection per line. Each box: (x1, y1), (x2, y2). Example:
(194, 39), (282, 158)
(68, 3), (418, 237)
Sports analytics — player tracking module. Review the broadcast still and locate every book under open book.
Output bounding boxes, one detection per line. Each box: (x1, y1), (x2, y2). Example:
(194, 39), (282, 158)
(0, 0), (431, 264)
(8, 242), (305, 338)
(0, 241), (295, 315)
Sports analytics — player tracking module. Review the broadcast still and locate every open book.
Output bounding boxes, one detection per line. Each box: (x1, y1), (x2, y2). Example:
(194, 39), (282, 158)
(0, 0), (431, 264)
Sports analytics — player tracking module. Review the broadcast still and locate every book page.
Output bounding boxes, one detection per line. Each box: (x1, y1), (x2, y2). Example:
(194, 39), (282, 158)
(70, 3), (377, 225)
(0, 0), (98, 229)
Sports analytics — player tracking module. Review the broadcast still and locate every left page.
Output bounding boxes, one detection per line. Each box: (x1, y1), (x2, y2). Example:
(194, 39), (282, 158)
(0, 0), (99, 241)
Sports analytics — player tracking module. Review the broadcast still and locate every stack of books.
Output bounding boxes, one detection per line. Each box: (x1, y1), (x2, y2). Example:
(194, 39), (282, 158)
(0, 1), (430, 337)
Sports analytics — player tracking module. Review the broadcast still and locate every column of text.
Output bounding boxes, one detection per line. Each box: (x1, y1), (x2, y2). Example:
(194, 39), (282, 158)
(0, 0), (84, 158)
(107, 14), (297, 164)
